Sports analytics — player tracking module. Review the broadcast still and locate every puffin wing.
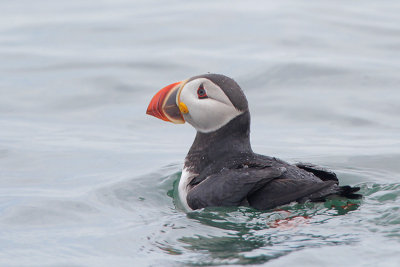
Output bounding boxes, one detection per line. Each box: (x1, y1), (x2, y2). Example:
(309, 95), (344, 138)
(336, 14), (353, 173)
(186, 166), (286, 210)
(247, 176), (337, 210)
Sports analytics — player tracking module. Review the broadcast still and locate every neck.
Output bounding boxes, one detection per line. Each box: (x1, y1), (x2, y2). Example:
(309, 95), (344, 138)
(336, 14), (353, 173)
(185, 111), (252, 172)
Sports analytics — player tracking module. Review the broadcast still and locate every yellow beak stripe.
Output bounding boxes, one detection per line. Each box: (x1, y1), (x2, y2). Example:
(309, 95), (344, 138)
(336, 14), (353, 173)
(179, 102), (189, 114)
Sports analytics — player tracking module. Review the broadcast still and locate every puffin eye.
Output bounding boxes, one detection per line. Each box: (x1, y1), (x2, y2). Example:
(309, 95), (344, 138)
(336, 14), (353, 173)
(197, 84), (208, 99)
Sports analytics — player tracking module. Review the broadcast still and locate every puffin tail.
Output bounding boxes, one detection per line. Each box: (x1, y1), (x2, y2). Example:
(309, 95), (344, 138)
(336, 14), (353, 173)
(338, 185), (362, 199)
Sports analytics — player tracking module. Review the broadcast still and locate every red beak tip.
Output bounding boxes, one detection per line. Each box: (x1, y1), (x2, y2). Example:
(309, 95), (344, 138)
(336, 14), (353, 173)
(146, 81), (184, 123)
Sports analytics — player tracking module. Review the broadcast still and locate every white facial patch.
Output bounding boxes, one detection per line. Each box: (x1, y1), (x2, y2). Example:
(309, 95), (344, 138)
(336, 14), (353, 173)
(178, 78), (243, 133)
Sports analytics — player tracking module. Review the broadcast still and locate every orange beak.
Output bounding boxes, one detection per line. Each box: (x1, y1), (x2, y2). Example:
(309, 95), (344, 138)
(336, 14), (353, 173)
(146, 81), (185, 124)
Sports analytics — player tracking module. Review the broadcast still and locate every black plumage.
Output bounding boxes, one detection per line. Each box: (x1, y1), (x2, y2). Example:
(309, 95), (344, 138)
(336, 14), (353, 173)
(183, 75), (361, 210)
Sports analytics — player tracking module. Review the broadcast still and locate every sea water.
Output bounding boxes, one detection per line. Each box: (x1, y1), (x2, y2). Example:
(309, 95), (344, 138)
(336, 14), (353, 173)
(1, 0), (399, 266)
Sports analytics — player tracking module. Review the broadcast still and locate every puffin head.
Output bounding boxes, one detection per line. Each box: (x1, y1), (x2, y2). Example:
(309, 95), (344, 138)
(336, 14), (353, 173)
(146, 74), (248, 133)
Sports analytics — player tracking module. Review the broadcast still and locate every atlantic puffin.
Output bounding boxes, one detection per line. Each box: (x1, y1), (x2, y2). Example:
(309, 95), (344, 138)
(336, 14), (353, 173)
(146, 74), (361, 211)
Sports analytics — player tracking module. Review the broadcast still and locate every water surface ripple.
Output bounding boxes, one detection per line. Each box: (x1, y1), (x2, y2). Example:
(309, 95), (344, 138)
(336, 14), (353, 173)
(1, 0), (400, 266)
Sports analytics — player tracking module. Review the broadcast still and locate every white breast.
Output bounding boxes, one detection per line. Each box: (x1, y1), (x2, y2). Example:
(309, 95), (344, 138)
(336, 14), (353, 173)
(178, 168), (196, 211)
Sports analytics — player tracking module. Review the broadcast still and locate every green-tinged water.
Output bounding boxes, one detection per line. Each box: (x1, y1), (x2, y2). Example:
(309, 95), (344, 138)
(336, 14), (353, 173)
(126, 168), (400, 266)
(1, 0), (400, 266)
